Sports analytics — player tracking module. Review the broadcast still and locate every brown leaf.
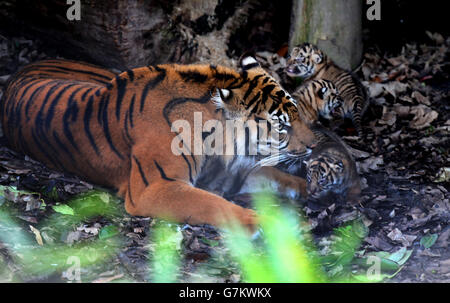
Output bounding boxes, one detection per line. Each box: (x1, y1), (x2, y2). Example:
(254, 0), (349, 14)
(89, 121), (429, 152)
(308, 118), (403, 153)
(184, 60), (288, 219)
(358, 156), (384, 173)
(364, 81), (408, 98)
(393, 104), (411, 117)
(29, 225), (44, 246)
(412, 91), (431, 106)
(379, 106), (397, 126)
(387, 228), (417, 247)
(409, 105), (439, 130)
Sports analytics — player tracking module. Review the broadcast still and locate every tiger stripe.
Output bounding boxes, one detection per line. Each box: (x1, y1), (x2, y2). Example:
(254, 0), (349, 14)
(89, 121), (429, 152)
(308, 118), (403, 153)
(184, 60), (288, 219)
(2, 58), (318, 230)
(292, 79), (342, 124)
(287, 43), (369, 137)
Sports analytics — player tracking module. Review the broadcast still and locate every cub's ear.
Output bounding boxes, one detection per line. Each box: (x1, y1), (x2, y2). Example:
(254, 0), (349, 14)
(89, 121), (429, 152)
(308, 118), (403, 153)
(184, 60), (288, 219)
(330, 160), (344, 172)
(239, 52), (260, 71)
(312, 53), (323, 64)
(317, 86), (328, 99)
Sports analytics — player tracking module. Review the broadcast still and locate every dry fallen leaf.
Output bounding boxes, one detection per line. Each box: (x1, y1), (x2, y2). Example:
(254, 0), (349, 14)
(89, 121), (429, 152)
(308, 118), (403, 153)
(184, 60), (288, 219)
(433, 167), (450, 183)
(412, 91), (431, 106)
(409, 105), (439, 130)
(387, 228), (417, 247)
(393, 104), (411, 117)
(364, 81), (409, 98)
(92, 274), (124, 283)
(358, 156), (384, 173)
(29, 225), (44, 246)
(379, 106), (397, 126)
(426, 31), (445, 45)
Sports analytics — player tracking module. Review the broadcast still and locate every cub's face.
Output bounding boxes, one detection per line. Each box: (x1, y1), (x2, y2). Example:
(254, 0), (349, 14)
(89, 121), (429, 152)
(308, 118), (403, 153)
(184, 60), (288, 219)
(305, 156), (344, 199)
(214, 56), (318, 163)
(286, 43), (325, 79)
(313, 80), (343, 120)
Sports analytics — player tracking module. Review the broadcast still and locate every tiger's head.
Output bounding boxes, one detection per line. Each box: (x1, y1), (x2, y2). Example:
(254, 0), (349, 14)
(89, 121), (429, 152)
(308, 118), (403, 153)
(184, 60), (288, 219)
(213, 55), (318, 166)
(309, 79), (343, 120)
(286, 43), (327, 79)
(305, 154), (344, 200)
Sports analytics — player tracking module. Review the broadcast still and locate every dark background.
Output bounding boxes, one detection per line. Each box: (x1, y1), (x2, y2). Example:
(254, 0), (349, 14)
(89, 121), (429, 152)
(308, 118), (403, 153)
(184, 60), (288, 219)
(0, 0), (448, 62)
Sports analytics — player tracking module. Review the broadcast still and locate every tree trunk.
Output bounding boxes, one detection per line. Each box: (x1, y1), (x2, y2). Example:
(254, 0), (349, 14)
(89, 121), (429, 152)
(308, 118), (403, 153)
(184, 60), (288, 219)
(0, 0), (249, 69)
(289, 0), (363, 70)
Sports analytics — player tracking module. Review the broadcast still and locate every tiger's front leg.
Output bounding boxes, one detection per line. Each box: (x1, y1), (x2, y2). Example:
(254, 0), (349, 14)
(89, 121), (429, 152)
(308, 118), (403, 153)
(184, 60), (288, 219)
(122, 152), (258, 231)
(239, 166), (308, 200)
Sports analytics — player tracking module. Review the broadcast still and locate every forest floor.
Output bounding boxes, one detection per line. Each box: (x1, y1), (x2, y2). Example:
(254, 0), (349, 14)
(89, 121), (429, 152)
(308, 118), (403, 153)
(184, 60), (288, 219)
(0, 31), (448, 283)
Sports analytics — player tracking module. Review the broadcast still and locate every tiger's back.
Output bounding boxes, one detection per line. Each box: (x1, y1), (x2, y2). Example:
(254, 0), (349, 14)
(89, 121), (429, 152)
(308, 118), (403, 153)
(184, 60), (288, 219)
(2, 59), (125, 188)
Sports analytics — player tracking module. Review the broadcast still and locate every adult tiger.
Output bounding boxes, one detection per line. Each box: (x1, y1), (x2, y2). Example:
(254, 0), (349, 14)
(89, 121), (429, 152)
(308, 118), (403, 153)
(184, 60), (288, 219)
(1, 57), (318, 231)
(286, 43), (369, 137)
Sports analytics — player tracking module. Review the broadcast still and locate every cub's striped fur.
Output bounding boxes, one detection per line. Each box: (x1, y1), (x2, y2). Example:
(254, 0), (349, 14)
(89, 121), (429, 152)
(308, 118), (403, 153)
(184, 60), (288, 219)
(286, 43), (369, 137)
(2, 57), (319, 231)
(293, 79), (342, 124)
(304, 126), (361, 203)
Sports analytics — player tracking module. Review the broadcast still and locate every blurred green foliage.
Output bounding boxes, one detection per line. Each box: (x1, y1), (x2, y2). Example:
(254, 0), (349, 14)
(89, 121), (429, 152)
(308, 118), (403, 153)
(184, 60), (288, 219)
(0, 186), (401, 283)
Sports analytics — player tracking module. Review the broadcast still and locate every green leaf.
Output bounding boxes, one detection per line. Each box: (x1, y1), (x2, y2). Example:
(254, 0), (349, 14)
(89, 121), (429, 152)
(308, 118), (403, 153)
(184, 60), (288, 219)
(69, 191), (121, 218)
(379, 258), (401, 271)
(52, 204), (74, 216)
(355, 256), (400, 272)
(387, 247), (413, 266)
(361, 247), (413, 274)
(388, 247), (407, 263)
(98, 225), (119, 240)
(396, 249), (413, 266)
(420, 234), (438, 249)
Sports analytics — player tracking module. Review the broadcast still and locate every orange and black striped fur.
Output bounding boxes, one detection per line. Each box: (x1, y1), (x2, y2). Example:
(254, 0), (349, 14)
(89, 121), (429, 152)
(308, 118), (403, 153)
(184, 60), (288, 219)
(194, 80), (343, 202)
(1, 58), (318, 231)
(293, 79), (342, 124)
(286, 43), (369, 137)
(304, 126), (361, 204)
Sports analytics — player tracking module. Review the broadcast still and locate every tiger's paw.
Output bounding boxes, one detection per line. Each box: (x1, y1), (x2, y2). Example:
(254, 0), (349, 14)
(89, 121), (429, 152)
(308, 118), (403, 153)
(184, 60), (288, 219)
(227, 206), (259, 234)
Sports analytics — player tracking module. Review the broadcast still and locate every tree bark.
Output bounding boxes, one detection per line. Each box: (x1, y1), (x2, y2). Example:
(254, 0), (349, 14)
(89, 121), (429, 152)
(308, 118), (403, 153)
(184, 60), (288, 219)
(0, 0), (248, 69)
(289, 0), (363, 70)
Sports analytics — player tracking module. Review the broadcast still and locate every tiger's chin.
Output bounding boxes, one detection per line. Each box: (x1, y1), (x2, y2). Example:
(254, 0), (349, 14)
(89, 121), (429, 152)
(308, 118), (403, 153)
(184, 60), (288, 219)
(285, 67), (312, 79)
(307, 187), (353, 208)
(285, 69), (302, 78)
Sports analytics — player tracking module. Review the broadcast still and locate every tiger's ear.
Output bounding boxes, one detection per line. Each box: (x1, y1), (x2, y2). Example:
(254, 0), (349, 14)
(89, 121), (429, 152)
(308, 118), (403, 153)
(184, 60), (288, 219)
(219, 88), (231, 101)
(290, 46), (300, 57)
(240, 53), (260, 71)
(317, 86), (328, 99)
(331, 161), (344, 172)
(312, 53), (323, 64)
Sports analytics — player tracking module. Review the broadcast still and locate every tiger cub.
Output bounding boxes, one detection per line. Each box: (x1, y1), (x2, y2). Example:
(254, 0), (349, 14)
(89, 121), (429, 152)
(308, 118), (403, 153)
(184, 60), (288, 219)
(293, 79), (342, 124)
(286, 43), (369, 137)
(304, 126), (361, 204)
(2, 57), (319, 232)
